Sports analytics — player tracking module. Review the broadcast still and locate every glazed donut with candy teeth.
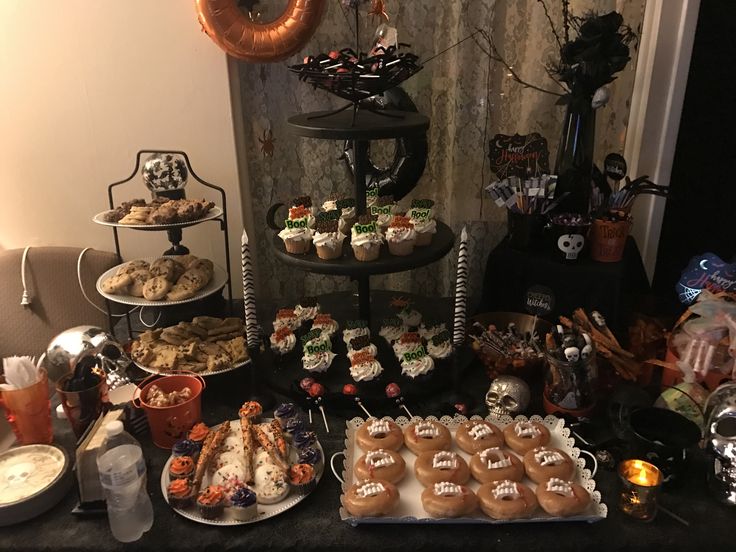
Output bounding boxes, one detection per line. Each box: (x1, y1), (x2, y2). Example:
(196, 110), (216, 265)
(469, 447), (524, 484)
(536, 477), (590, 517)
(421, 482), (478, 518)
(502, 421), (551, 455)
(477, 479), (538, 520)
(455, 420), (504, 454)
(354, 449), (406, 484)
(522, 447), (575, 484)
(355, 418), (404, 452)
(403, 420), (452, 455)
(342, 479), (400, 518)
(414, 450), (470, 487)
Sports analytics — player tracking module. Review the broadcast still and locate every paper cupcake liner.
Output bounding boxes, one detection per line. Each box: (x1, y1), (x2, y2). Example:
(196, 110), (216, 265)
(284, 238), (311, 254)
(388, 239), (416, 256)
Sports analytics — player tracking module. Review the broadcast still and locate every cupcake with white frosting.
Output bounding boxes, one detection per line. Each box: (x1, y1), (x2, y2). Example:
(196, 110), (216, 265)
(379, 317), (406, 344)
(351, 214), (383, 261)
(400, 344), (435, 379)
(312, 213), (345, 260)
(371, 194), (398, 232)
(270, 327), (297, 360)
(291, 195), (315, 227)
(408, 199), (437, 246)
(427, 330), (453, 360)
(273, 308), (301, 332)
(347, 335), (379, 361)
(294, 297), (320, 325)
(349, 351), (384, 382)
(312, 314), (339, 337)
(278, 205), (313, 254)
(419, 320), (447, 341)
(343, 319), (370, 347)
(336, 198), (357, 234)
(393, 332), (423, 361)
(301, 329), (335, 373)
(385, 215), (417, 257)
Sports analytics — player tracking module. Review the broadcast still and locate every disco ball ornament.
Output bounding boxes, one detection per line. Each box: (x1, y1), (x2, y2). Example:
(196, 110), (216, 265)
(141, 153), (188, 192)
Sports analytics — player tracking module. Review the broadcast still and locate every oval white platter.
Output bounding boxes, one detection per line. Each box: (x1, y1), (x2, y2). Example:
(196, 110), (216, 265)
(160, 419), (324, 526)
(92, 206), (223, 230)
(95, 256), (228, 307)
(337, 414), (607, 525)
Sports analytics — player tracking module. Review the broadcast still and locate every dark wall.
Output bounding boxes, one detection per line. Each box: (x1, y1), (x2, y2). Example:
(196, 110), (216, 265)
(652, 0), (736, 303)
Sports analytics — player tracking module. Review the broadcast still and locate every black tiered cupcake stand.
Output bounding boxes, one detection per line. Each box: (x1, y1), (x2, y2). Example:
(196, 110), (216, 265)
(262, 109), (465, 413)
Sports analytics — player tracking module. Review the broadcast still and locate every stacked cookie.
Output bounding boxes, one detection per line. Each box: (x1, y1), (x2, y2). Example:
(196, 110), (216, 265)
(131, 316), (248, 373)
(104, 197), (215, 225)
(100, 255), (215, 302)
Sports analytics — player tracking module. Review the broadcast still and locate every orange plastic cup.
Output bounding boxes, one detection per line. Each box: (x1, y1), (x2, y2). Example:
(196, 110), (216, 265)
(0, 368), (53, 445)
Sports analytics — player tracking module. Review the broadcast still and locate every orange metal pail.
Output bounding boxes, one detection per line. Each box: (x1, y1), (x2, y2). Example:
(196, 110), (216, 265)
(133, 371), (205, 448)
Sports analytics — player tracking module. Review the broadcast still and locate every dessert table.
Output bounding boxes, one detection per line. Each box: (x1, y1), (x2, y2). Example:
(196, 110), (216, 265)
(2, 366), (733, 552)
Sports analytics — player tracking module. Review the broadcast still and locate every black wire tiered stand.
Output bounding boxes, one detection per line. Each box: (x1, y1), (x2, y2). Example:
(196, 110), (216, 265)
(92, 150), (234, 337)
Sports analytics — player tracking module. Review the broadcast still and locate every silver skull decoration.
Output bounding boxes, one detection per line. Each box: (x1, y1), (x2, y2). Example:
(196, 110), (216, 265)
(705, 383), (736, 505)
(45, 326), (131, 388)
(485, 375), (531, 417)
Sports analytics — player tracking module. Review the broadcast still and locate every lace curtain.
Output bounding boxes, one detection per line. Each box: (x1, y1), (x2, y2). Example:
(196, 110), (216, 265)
(236, 0), (645, 310)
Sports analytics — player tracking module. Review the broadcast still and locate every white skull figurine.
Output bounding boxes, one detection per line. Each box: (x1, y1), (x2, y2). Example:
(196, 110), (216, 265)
(557, 234), (585, 260)
(485, 375), (531, 417)
(592, 311), (606, 327)
(581, 345), (593, 361)
(564, 347), (580, 363)
(591, 86), (610, 109)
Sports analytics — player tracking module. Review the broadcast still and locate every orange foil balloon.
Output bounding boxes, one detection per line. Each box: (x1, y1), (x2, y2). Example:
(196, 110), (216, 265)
(195, 0), (327, 62)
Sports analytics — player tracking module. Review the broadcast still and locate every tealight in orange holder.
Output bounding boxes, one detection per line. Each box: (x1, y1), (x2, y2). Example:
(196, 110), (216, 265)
(618, 459), (663, 521)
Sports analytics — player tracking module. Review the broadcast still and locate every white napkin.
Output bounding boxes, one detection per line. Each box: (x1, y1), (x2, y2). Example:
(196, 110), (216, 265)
(0, 356), (41, 390)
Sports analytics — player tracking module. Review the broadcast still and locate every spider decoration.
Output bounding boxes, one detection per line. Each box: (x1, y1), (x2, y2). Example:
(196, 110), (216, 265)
(368, 0), (389, 23)
(390, 296), (409, 309)
(259, 128), (276, 158)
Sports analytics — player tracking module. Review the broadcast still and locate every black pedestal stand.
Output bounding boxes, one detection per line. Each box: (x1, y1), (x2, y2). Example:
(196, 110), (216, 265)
(286, 109), (431, 323)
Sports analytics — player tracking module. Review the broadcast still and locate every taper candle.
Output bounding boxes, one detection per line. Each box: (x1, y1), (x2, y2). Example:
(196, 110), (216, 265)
(241, 229), (260, 349)
(453, 226), (468, 346)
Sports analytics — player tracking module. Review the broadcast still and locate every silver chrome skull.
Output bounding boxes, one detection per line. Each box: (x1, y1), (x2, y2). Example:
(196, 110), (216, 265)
(705, 383), (736, 505)
(485, 375), (530, 417)
(45, 326), (131, 388)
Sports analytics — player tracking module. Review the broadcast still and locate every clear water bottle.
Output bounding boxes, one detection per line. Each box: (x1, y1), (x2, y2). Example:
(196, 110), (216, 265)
(96, 421), (154, 542)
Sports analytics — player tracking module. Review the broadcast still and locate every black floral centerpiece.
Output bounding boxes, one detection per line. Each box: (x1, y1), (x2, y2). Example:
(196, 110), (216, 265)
(551, 10), (635, 214)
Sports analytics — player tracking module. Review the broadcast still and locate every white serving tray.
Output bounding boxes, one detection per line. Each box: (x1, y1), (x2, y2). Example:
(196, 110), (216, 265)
(92, 206), (223, 230)
(160, 418), (324, 526)
(336, 414), (607, 525)
(95, 256), (227, 307)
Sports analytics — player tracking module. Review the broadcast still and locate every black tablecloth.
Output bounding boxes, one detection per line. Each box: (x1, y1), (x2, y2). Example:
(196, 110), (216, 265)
(3, 290), (734, 552)
(479, 237), (650, 333)
(3, 366), (734, 552)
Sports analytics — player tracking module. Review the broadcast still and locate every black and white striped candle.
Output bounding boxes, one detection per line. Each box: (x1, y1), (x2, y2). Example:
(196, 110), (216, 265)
(453, 226), (468, 347)
(241, 229), (260, 349)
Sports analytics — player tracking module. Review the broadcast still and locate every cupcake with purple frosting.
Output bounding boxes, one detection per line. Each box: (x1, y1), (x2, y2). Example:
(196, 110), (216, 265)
(172, 438), (200, 460)
(284, 418), (306, 440)
(274, 403), (298, 428)
(298, 446), (323, 469)
(228, 486), (257, 521)
(293, 430), (317, 449)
